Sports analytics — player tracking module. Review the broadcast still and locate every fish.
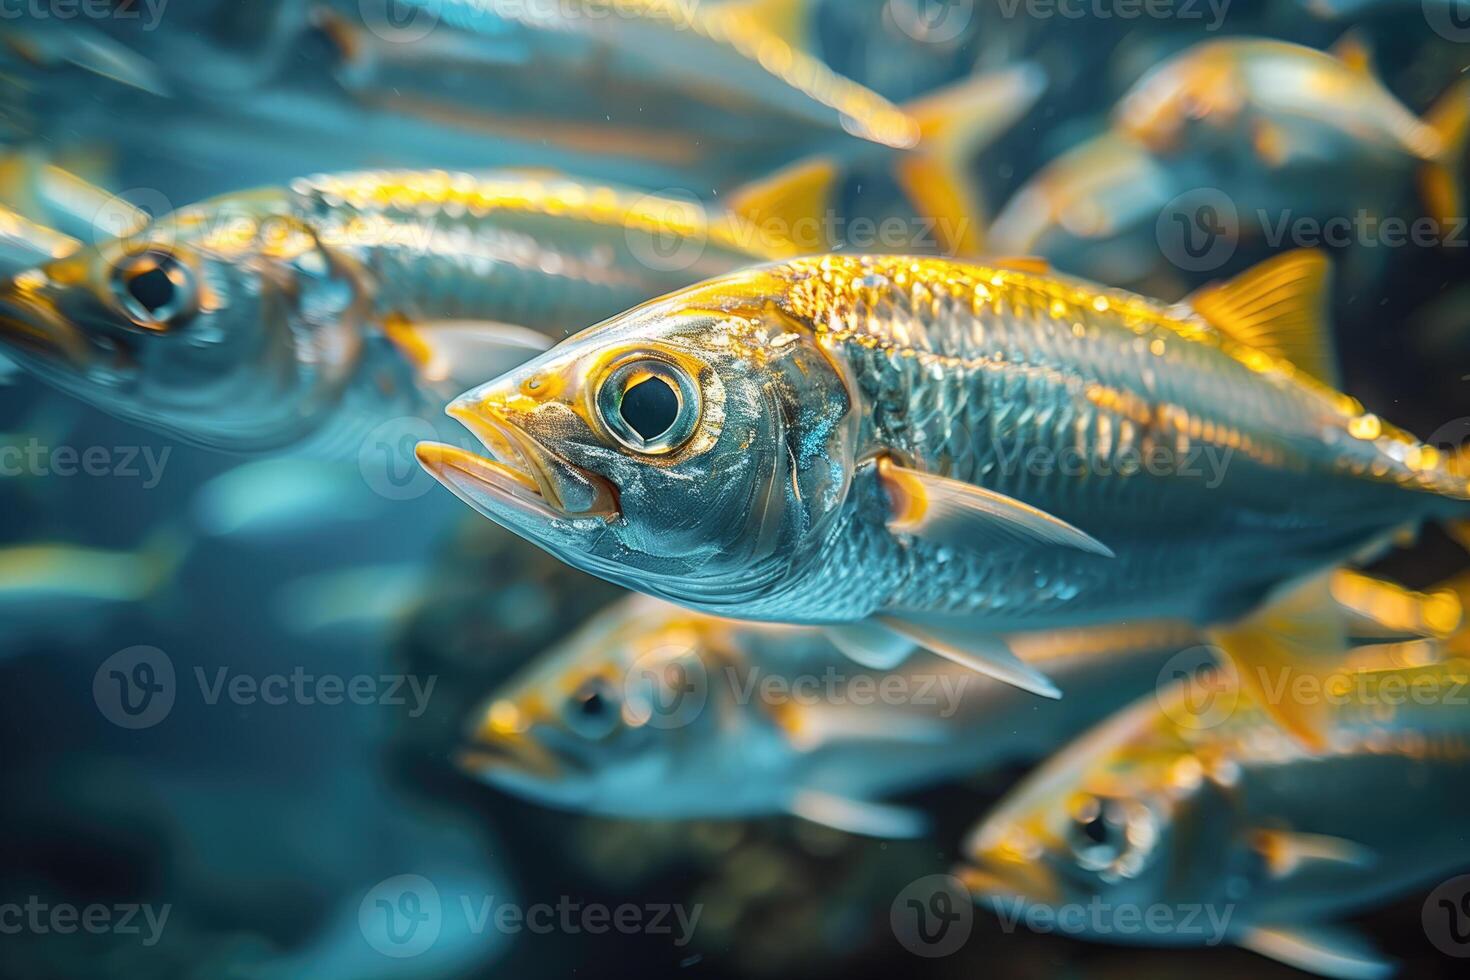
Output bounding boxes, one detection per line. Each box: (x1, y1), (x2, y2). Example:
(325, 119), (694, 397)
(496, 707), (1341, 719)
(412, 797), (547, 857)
(320, 0), (1049, 254)
(417, 249), (1470, 743)
(459, 592), (1200, 837)
(958, 652), (1470, 979)
(0, 528), (189, 656)
(273, 562), (428, 636)
(191, 458), (390, 540)
(1115, 37), (1470, 232)
(988, 130), (1200, 288)
(0, 205), (79, 278)
(0, 169), (797, 454)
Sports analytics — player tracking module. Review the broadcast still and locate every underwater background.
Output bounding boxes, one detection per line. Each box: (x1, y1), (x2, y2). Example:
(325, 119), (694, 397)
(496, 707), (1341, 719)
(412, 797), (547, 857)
(2, 2), (1469, 978)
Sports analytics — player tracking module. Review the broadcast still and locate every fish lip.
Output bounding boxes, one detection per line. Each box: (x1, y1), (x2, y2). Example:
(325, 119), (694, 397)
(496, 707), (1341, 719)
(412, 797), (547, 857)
(419, 400), (620, 522)
(0, 279), (92, 370)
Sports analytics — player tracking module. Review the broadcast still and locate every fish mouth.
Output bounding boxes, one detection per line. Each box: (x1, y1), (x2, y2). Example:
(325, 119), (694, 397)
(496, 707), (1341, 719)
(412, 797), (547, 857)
(955, 854), (1064, 908)
(0, 278), (93, 370)
(416, 401), (619, 523)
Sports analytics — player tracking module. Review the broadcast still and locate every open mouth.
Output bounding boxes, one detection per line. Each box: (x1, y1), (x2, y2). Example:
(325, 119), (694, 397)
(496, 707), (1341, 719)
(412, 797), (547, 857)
(416, 401), (620, 522)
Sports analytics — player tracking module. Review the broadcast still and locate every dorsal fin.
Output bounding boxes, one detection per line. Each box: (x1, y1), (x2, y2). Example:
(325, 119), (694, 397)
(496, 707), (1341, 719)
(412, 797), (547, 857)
(990, 256), (1051, 275)
(1330, 30), (1374, 77)
(727, 157), (840, 253)
(1186, 250), (1339, 387)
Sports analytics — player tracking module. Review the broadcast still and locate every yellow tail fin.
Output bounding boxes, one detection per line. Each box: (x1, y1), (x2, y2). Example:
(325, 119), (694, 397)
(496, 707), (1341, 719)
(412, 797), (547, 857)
(893, 64), (1048, 257)
(1419, 78), (1470, 233)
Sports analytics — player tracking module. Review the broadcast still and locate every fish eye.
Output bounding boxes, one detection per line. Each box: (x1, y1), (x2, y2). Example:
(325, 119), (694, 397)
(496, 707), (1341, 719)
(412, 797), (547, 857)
(1067, 795), (1133, 870)
(596, 356), (700, 455)
(564, 677), (621, 739)
(109, 249), (198, 331)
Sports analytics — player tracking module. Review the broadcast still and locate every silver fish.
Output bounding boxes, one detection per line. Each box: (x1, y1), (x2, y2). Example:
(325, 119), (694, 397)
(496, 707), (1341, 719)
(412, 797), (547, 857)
(460, 592), (1201, 837)
(961, 651), (1470, 978)
(0, 169), (794, 453)
(418, 250), (1470, 743)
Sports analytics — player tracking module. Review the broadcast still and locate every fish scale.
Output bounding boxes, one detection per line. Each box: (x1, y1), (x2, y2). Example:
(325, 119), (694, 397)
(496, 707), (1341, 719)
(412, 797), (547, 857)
(762, 255), (1464, 626)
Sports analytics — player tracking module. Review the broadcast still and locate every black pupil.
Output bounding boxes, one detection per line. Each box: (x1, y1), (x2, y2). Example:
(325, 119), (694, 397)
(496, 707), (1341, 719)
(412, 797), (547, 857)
(620, 375), (679, 441)
(127, 264), (176, 314)
(1080, 814), (1111, 845)
(579, 691), (606, 717)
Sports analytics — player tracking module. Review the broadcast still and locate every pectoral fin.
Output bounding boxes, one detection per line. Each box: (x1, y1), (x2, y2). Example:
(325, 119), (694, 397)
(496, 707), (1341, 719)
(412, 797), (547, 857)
(824, 621), (915, 670)
(879, 615), (1061, 698)
(383, 316), (552, 392)
(1252, 829), (1375, 880)
(787, 790), (928, 839)
(878, 457), (1114, 558)
(1237, 924), (1393, 980)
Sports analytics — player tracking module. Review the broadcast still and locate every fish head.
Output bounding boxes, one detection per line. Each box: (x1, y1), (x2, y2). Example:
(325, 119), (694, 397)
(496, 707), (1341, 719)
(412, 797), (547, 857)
(0, 191), (370, 451)
(418, 268), (858, 607)
(457, 595), (771, 815)
(1115, 43), (1243, 154)
(960, 690), (1239, 931)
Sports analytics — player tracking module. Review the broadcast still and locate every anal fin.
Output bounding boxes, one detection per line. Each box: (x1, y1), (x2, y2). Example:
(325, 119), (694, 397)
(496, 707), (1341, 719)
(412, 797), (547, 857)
(879, 615), (1061, 699)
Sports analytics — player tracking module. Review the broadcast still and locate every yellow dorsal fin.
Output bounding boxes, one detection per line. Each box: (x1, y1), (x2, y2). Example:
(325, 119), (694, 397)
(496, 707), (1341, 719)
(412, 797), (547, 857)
(990, 256), (1051, 275)
(1329, 30), (1374, 77)
(726, 157), (839, 253)
(715, 0), (813, 52)
(1186, 250), (1339, 387)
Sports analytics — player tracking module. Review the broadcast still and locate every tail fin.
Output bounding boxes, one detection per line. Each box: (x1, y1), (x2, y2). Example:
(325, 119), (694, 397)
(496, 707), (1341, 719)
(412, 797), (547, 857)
(726, 157), (842, 254)
(1418, 78), (1470, 233)
(894, 64), (1049, 257)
